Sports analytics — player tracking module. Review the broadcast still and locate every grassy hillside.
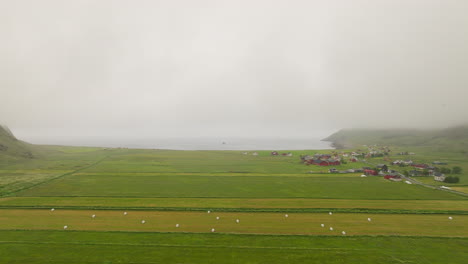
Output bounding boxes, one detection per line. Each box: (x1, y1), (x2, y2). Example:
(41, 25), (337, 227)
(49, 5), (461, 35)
(0, 125), (37, 161)
(323, 125), (468, 152)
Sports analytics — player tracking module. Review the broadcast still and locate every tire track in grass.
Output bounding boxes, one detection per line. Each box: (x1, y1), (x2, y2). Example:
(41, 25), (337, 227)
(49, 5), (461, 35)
(0, 156), (109, 197)
(0, 240), (376, 251)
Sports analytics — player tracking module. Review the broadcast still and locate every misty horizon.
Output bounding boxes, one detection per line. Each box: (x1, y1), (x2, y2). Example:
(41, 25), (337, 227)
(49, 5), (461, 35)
(2, 0), (468, 141)
(12, 135), (334, 150)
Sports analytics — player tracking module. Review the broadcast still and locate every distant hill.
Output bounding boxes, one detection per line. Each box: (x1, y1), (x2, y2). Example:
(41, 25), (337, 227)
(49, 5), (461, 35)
(0, 125), (37, 160)
(323, 125), (468, 153)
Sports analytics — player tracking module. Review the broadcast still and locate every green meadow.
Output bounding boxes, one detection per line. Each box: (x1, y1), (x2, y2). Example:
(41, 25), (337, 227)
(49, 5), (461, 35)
(1, 141), (467, 263)
(14, 173), (463, 200)
(2, 197), (467, 211)
(1, 230), (466, 264)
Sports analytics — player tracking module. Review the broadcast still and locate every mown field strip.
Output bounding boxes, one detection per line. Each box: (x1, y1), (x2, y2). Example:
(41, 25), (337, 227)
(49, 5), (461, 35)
(1, 197), (467, 211)
(1, 209), (466, 237)
(4, 230), (467, 264)
(14, 174), (466, 200)
(0, 240), (377, 251)
(452, 186), (468, 193)
(74, 172), (362, 177)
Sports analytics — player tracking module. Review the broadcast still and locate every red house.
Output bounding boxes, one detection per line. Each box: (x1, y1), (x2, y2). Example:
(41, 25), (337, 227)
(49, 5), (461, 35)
(317, 160), (329, 166)
(412, 164), (428, 169)
(306, 159), (340, 166)
(364, 169), (378, 176)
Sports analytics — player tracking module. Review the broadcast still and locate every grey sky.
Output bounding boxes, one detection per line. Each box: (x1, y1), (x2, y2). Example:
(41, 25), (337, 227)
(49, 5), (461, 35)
(1, 0), (468, 142)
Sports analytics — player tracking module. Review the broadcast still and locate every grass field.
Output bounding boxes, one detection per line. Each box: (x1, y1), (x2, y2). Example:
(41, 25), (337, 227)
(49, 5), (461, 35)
(1, 209), (467, 237)
(1, 197), (467, 211)
(1, 144), (467, 263)
(13, 174), (465, 199)
(1, 230), (466, 264)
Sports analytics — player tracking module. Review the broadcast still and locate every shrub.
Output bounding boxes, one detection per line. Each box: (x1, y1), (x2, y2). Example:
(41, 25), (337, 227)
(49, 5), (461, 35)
(440, 167), (451, 174)
(444, 176), (460, 183)
(452, 166), (462, 174)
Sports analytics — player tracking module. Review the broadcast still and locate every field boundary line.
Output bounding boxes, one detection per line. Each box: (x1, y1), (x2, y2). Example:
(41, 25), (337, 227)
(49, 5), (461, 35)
(0, 206), (466, 214)
(11, 195), (468, 199)
(3, 229), (468, 239)
(2, 229), (468, 239)
(0, 155), (109, 197)
(0, 240), (376, 251)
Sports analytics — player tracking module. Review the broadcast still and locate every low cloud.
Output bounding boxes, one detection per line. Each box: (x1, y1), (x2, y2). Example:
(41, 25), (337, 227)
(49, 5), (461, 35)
(1, 0), (467, 142)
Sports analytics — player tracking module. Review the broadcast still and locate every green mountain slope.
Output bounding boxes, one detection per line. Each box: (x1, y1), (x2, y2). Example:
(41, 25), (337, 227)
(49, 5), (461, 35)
(0, 125), (37, 161)
(323, 125), (468, 152)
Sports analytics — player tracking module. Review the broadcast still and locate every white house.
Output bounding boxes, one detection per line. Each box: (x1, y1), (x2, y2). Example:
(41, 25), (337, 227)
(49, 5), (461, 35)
(434, 172), (446, 182)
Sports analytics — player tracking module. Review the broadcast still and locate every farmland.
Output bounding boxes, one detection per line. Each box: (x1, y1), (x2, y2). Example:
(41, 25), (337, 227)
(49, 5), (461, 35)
(14, 173), (464, 200)
(1, 209), (467, 237)
(0, 140), (467, 263)
(1, 230), (466, 264)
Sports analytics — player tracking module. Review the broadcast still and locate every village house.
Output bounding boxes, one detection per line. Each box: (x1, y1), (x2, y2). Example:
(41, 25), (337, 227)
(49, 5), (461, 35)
(384, 172), (401, 180)
(432, 161), (448, 165)
(307, 159), (341, 166)
(364, 169), (378, 176)
(301, 153), (340, 166)
(433, 172), (446, 182)
(313, 153), (332, 159)
(412, 164), (430, 169)
(376, 164), (388, 172)
(392, 160), (413, 166)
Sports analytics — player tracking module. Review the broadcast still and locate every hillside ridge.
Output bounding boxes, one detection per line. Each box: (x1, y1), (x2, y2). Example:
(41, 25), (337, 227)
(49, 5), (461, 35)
(0, 125), (36, 159)
(323, 125), (468, 152)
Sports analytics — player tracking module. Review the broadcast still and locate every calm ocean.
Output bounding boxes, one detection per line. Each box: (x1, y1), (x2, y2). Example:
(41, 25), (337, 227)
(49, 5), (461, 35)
(30, 137), (334, 150)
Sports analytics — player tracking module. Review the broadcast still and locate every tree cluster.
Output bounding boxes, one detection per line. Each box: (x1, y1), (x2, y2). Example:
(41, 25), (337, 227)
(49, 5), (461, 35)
(439, 166), (463, 174)
(444, 176), (460, 183)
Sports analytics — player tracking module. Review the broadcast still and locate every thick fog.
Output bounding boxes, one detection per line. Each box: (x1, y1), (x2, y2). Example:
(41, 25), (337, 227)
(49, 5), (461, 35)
(1, 0), (468, 143)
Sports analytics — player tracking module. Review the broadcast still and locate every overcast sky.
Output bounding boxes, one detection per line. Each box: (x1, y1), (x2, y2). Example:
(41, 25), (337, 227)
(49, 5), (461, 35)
(1, 0), (467, 142)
